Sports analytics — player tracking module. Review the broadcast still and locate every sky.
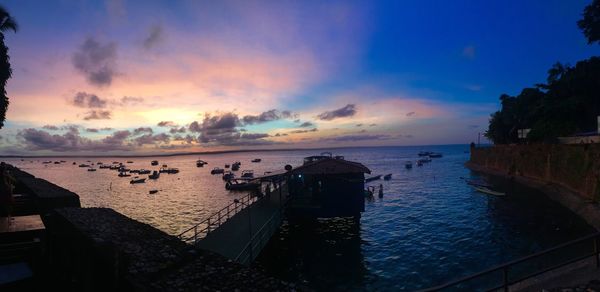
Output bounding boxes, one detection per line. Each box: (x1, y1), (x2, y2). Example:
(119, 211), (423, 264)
(0, 0), (597, 155)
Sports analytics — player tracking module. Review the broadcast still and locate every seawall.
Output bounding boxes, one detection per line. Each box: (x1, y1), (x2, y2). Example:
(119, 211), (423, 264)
(468, 144), (600, 230)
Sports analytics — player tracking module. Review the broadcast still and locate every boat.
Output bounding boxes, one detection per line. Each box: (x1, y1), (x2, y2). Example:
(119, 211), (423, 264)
(196, 160), (207, 167)
(130, 177), (146, 184)
(211, 167), (224, 174)
(429, 153), (443, 158)
(138, 169), (151, 175)
(405, 161), (413, 169)
(222, 171), (235, 180)
(79, 164), (90, 168)
(149, 190), (158, 194)
(251, 158), (261, 163)
(109, 165), (121, 170)
(99, 165), (111, 169)
(383, 173), (392, 180)
(418, 157), (432, 163)
(365, 175), (382, 182)
(224, 164), (230, 168)
(231, 163), (240, 171)
(473, 186), (505, 196)
(112, 161), (120, 164)
(54, 161), (61, 164)
(127, 161), (134, 164)
(72, 162), (76, 165)
(159, 167), (179, 174)
(241, 170), (254, 179)
(129, 169), (140, 173)
(87, 168), (97, 172)
(418, 151), (432, 157)
(225, 179), (260, 191)
(417, 160), (423, 167)
(151, 160), (159, 166)
(118, 172), (131, 177)
(148, 170), (160, 179)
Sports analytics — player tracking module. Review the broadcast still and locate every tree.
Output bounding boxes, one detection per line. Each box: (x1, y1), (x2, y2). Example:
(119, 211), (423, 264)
(0, 6), (17, 129)
(578, 0), (600, 44)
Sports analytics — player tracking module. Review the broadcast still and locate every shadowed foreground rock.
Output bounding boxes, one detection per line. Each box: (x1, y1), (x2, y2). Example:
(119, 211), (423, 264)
(52, 207), (298, 291)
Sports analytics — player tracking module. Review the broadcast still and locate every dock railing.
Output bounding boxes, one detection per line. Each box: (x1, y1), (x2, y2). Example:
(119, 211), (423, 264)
(235, 183), (289, 265)
(177, 192), (262, 244)
(422, 232), (600, 291)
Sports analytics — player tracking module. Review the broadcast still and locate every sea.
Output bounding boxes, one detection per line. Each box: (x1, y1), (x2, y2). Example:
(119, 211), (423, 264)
(4, 144), (595, 291)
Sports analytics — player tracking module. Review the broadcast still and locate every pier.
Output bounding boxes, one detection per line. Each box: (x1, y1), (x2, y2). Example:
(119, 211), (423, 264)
(178, 180), (288, 265)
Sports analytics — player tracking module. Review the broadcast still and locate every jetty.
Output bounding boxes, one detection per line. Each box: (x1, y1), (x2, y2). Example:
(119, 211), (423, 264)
(178, 153), (371, 265)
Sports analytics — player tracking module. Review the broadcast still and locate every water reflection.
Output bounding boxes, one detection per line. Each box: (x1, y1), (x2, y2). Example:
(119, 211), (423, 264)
(256, 217), (370, 291)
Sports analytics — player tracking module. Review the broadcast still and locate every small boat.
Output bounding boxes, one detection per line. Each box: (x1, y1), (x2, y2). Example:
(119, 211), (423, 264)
(148, 170), (160, 179)
(225, 179), (260, 191)
(251, 158), (261, 163)
(130, 177), (146, 184)
(159, 167), (179, 174)
(151, 160), (159, 166)
(87, 168), (97, 172)
(222, 171), (235, 180)
(417, 160), (423, 167)
(383, 173), (392, 180)
(418, 151), (432, 157)
(224, 164), (230, 168)
(72, 162), (76, 165)
(112, 161), (120, 164)
(130, 169), (140, 173)
(405, 161), (413, 169)
(429, 153), (443, 158)
(118, 172), (131, 177)
(473, 186), (505, 196)
(149, 190), (158, 194)
(79, 164), (90, 168)
(231, 163), (240, 171)
(99, 165), (111, 169)
(418, 157), (432, 163)
(211, 167), (225, 174)
(196, 160), (207, 167)
(54, 161), (61, 164)
(138, 169), (151, 175)
(365, 175), (382, 182)
(127, 161), (134, 164)
(241, 170), (254, 179)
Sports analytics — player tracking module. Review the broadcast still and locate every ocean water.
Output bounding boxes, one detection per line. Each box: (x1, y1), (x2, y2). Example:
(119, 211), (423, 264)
(4, 145), (594, 290)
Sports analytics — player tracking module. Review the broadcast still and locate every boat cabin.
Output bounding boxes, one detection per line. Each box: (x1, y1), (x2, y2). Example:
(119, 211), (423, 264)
(286, 155), (370, 219)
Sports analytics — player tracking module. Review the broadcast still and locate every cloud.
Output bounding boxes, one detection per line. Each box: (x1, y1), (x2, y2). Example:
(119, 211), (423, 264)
(120, 96), (144, 106)
(18, 128), (131, 152)
(83, 110), (112, 120)
(406, 111), (416, 117)
(241, 109), (294, 125)
(133, 127), (153, 135)
(290, 128), (318, 134)
(72, 37), (118, 87)
(173, 134), (195, 144)
(42, 125), (59, 130)
(274, 133), (288, 137)
(355, 123), (363, 127)
(70, 92), (108, 108)
(186, 112), (277, 146)
(133, 133), (170, 146)
(369, 123), (377, 127)
(317, 104), (356, 120)
(299, 121), (314, 128)
(158, 121), (176, 127)
(169, 126), (186, 134)
(143, 24), (165, 49)
(462, 45), (476, 59)
(85, 128), (99, 133)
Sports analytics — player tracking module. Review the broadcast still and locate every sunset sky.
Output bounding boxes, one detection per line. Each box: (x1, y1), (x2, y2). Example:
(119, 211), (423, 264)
(0, 0), (597, 155)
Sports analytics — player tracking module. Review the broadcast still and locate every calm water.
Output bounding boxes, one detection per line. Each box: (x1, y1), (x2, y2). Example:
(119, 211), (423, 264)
(4, 145), (595, 290)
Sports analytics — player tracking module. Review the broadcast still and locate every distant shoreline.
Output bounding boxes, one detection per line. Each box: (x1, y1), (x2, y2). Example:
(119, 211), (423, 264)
(0, 143), (471, 158)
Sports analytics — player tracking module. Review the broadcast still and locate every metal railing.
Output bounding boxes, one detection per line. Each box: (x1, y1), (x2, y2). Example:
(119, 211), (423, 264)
(422, 232), (600, 291)
(235, 183), (289, 265)
(177, 192), (263, 244)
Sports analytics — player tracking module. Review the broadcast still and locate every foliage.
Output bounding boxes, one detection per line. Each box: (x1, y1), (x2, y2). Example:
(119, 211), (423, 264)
(485, 58), (600, 144)
(0, 5), (17, 129)
(578, 0), (600, 44)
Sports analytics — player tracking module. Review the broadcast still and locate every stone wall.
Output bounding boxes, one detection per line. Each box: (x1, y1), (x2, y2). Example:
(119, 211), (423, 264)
(469, 144), (600, 201)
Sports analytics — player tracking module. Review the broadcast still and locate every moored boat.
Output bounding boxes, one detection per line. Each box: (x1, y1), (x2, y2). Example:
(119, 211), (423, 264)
(149, 170), (160, 179)
(151, 160), (159, 166)
(225, 179), (260, 191)
(241, 170), (254, 178)
(251, 158), (261, 163)
(87, 168), (96, 172)
(429, 153), (443, 158)
(383, 173), (392, 180)
(211, 167), (224, 174)
(222, 171), (235, 180)
(473, 186), (505, 196)
(365, 175), (382, 182)
(418, 151), (432, 157)
(118, 172), (131, 177)
(130, 177), (146, 184)
(405, 161), (413, 169)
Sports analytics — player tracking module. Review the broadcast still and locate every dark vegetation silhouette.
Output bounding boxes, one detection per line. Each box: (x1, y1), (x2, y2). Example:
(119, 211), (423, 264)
(0, 5), (17, 129)
(485, 1), (600, 144)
